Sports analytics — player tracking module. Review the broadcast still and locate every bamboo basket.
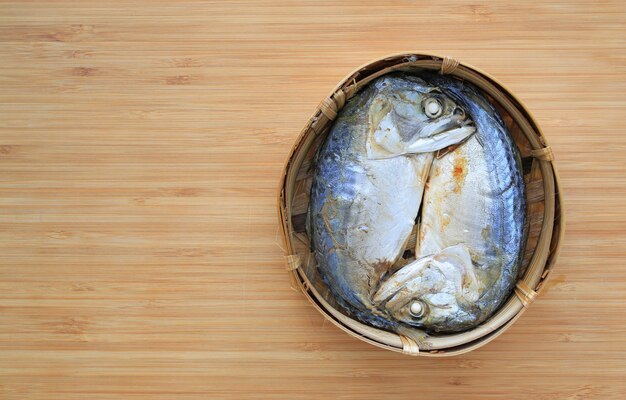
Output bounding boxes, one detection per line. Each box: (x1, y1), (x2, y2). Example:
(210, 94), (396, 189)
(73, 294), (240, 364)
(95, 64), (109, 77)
(277, 53), (564, 356)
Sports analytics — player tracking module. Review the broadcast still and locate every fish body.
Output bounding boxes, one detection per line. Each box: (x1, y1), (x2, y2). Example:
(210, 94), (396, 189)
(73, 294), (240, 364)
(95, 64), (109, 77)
(308, 74), (475, 328)
(374, 76), (527, 332)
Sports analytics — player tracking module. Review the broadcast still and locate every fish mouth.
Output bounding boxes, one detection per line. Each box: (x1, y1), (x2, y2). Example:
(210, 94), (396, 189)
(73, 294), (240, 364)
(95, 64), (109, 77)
(405, 123), (476, 154)
(372, 255), (432, 308)
(373, 244), (480, 311)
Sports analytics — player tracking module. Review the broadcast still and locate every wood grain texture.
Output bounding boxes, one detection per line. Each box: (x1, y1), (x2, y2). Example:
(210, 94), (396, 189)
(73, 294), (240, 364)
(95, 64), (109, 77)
(0, 1), (624, 398)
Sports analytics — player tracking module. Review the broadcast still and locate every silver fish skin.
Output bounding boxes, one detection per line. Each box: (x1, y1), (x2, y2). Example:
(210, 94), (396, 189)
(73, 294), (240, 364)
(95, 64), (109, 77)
(374, 75), (527, 333)
(308, 73), (475, 328)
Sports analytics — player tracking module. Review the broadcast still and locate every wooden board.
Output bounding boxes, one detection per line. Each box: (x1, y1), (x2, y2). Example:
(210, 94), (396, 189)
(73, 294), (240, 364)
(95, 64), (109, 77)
(0, 1), (624, 398)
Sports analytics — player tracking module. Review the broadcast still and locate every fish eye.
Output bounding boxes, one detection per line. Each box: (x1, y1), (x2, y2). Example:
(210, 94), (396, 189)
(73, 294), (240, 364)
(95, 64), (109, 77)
(424, 98), (443, 119)
(409, 300), (426, 318)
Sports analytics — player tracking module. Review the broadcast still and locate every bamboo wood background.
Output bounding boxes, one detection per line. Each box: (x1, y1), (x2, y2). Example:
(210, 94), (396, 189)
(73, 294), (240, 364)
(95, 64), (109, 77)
(1, 1), (625, 399)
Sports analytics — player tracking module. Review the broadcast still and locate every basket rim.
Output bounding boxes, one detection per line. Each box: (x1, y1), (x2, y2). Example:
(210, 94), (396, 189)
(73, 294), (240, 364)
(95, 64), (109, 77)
(277, 53), (564, 356)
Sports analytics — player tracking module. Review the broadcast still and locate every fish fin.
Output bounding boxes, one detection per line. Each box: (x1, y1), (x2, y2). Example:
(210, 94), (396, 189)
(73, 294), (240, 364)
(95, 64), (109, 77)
(414, 218), (421, 256)
(475, 132), (485, 147)
(396, 325), (432, 351)
(435, 143), (459, 159)
(435, 131), (477, 158)
(399, 222), (418, 259)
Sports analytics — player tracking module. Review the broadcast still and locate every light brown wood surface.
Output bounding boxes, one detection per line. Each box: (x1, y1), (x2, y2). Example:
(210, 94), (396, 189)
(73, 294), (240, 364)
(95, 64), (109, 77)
(1, 1), (625, 399)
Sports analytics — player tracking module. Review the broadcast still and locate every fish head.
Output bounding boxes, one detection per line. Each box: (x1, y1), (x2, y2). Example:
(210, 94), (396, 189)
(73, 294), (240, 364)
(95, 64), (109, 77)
(367, 75), (476, 160)
(372, 244), (484, 332)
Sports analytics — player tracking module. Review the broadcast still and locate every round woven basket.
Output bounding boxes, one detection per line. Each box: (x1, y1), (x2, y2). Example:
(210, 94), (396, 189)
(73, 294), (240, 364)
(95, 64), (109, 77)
(277, 53), (564, 356)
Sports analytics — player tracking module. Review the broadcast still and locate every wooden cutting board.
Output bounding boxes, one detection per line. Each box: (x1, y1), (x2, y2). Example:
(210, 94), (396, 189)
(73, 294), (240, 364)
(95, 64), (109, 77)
(1, 1), (624, 398)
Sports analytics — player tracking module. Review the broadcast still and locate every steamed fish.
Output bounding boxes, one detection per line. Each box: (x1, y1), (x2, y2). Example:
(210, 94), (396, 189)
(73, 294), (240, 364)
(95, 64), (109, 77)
(308, 73), (475, 328)
(374, 75), (527, 333)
